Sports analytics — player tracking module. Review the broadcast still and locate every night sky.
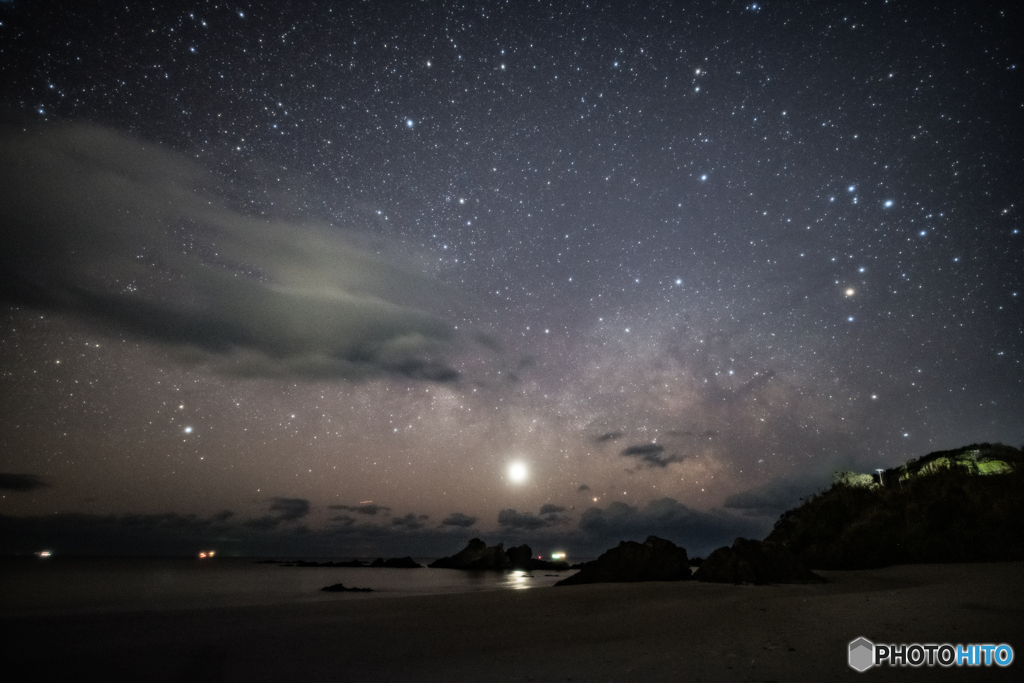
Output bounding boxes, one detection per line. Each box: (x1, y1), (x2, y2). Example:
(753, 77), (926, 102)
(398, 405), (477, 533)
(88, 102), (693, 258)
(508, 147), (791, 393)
(1, 1), (1021, 558)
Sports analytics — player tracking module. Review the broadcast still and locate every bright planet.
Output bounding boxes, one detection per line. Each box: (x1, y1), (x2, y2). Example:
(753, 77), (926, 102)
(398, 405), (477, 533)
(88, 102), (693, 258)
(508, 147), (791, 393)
(507, 462), (529, 484)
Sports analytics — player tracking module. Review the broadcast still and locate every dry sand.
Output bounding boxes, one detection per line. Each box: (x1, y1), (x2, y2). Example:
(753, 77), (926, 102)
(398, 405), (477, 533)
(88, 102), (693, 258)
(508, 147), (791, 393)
(3, 562), (1021, 682)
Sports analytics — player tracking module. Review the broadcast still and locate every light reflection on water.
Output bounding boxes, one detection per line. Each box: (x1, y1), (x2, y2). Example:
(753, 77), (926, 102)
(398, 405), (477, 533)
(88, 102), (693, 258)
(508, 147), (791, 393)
(0, 557), (578, 616)
(509, 570), (531, 589)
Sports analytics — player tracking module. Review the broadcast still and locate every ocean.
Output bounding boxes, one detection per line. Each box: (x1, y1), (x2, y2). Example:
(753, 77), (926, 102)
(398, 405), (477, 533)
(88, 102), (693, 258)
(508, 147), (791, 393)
(0, 556), (580, 616)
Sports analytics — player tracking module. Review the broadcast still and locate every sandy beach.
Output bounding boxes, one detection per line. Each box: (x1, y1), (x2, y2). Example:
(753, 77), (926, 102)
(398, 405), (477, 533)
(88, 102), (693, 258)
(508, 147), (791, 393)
(3, 562), (1021, 682)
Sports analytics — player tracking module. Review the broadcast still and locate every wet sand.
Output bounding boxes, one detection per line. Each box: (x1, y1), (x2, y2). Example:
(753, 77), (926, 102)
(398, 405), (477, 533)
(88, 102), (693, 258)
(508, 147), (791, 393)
(3, 562), (1021, 682)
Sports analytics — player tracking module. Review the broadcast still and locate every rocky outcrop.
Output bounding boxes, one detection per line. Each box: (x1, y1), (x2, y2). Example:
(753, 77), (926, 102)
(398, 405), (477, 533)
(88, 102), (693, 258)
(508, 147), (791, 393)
(555, 536), (691, 586)
(429, 539), (570, 571)
(429, 538), (512, 570)
(693, 538), (824, 584)
(369, 556), (423, 568)
(320, 583), (372, 592)
(505, 544), (534, 569)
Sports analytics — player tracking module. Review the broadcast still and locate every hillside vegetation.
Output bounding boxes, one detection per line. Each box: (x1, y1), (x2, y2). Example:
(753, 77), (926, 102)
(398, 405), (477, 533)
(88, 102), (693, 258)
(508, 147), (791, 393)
(765, 443), (1024, 569)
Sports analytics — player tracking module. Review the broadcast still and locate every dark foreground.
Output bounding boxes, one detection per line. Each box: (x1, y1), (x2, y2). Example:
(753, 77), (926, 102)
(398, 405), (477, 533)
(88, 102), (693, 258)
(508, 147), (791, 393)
(3, 562), (1021, 682)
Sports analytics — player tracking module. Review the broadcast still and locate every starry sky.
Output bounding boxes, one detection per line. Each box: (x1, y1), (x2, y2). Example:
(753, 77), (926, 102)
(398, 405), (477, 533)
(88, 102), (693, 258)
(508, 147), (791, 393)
(1, 1), (1021, 558)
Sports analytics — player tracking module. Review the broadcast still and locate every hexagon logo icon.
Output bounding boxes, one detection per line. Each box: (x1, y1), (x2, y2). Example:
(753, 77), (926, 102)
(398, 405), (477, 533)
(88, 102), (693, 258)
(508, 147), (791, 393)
(849, 637), (874, 672)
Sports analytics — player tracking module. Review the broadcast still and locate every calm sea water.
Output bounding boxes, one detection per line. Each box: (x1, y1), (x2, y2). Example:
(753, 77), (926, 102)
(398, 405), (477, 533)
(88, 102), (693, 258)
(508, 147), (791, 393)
(0, 557), (580, 616)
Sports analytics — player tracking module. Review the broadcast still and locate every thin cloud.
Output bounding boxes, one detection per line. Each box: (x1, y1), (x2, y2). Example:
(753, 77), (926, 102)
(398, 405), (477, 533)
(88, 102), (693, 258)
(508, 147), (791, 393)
(594, 431), (624, 443)
(498, 508), (552, 530)
(245, 497), (310, 528)
(391, 513), (429, 530)
(0, 123), (467, 382)
(0, 473), (50, 492)
(329, 514), (357, 527)
(329, 503), (391, 516)
(620, 443), (688, 468)
(243, 516), (284, 530)
(269, 497), (310, 521)
(498, 504), (569, 530)
(440, 512), (477, 527)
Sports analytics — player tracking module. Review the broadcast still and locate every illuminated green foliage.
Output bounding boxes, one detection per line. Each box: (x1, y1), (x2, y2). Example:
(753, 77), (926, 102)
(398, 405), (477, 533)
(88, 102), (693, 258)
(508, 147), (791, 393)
(767, 444), (1024, 569)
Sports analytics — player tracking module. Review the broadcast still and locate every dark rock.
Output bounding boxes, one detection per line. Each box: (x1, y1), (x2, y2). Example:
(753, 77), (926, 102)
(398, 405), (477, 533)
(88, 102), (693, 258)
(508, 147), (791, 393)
(320, 583), (372, 592)
(505, 544), (534, 569)
(429, 539), (571, 571)
(693, 538), (825, 585)
(555, 536), (691, 586)
(429, 538), (511, 570)
(369, 556), (423, 568)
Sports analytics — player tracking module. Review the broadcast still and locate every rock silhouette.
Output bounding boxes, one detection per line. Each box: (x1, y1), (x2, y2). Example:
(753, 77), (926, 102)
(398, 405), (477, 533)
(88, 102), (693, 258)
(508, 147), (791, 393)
(320, 583), (372, 592)
(556, 536), (691, 586)
(429, 539), (569, 571)
(693, 538), (824, 584)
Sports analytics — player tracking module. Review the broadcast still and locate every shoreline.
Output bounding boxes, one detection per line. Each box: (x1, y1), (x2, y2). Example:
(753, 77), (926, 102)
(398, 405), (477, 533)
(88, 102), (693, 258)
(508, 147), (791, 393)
(0, 559), (580, 617)
(2, 562), (1021, 681)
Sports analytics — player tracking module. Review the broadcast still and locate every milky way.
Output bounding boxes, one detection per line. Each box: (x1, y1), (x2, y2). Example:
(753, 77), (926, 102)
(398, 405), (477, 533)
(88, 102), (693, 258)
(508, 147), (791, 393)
(0, 1), (1020, 557)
